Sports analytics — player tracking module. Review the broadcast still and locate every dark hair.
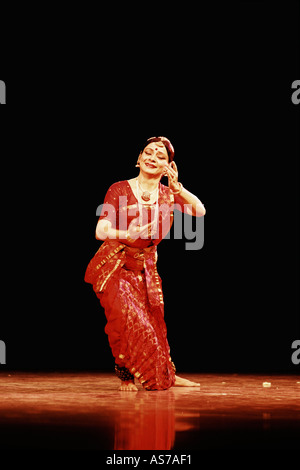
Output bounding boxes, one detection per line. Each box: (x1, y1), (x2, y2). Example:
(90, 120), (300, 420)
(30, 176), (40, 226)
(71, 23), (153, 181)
(141, 136), (175, 162)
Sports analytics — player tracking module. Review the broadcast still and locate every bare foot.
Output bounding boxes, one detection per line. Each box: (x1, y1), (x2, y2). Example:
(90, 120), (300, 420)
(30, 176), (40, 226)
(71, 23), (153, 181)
(119, 380), (138, 391)
(174, 375), (200, 387)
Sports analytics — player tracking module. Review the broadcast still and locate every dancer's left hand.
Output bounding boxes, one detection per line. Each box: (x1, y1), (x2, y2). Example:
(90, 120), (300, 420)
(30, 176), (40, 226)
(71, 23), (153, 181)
(163, 162), (180, 193)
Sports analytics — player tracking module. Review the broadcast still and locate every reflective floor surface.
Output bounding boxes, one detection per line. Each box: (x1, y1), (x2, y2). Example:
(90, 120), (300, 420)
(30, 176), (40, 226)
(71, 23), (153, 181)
(0, 372), (299, 450)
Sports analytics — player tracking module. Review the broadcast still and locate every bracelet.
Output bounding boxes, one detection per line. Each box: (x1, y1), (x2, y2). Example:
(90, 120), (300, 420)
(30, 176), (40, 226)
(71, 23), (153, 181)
(171, 182), (183, 195)
(115, 364), (135, 382)
(126, 232), (136, 244)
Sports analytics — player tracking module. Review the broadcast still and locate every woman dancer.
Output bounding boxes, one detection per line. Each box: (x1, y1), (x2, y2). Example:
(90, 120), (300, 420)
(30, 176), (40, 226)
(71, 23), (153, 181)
(85, 137), (205, 391)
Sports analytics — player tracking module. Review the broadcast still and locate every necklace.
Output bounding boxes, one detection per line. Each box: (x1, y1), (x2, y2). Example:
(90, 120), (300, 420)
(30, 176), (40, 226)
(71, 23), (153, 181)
(137, 179), (157, 202)
(136, 179), (160, 234)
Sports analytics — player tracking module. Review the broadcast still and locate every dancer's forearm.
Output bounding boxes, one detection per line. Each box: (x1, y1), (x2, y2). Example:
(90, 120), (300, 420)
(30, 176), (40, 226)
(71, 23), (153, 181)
(96, 220), (127, 241)
(174, 186), (206, 217)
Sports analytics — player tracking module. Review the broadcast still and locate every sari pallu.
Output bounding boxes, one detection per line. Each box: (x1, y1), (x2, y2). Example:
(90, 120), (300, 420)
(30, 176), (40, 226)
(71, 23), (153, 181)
(85, 181), (176, 390)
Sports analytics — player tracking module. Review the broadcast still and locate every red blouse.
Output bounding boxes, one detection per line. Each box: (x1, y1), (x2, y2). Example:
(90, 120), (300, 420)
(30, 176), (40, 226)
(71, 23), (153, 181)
(98, 180), (174, 247)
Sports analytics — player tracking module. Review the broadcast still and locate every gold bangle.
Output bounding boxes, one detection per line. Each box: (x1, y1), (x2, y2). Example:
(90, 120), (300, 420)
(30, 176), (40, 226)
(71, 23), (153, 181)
(126, 232), (136, 244)
(171, 182), (183, 195)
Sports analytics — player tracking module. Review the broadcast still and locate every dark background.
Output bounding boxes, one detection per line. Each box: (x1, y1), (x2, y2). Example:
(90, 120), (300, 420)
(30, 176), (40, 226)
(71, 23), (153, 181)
(1, 2), (299, 374)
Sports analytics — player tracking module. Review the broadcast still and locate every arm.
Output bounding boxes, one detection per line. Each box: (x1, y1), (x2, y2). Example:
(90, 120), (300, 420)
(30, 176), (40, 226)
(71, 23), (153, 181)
(174, 186), (206, 217)
(95, 219), (127, 241)
(96, 182), (130, 241)
(164, 162), (206, 217)
(96, 218), (155, 243)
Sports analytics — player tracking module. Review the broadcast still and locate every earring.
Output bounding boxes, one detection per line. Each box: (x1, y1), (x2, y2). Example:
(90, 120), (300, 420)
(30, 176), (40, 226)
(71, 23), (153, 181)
(135, 161), (140, 168)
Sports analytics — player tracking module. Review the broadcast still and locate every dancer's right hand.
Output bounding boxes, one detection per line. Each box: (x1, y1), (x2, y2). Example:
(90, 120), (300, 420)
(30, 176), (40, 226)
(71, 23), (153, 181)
(126, 217), (157, 243)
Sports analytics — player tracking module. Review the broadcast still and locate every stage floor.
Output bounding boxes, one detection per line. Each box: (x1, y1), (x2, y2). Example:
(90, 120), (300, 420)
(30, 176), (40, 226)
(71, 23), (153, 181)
(0, 372), (299, 450)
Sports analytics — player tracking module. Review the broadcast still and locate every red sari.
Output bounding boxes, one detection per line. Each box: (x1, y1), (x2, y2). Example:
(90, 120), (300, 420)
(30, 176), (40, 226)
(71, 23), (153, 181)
(85, 181), (176, 390)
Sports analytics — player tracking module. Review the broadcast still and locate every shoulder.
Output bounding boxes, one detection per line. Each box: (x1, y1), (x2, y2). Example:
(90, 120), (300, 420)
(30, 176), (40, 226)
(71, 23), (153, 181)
(106, 180), (129, 193)
(102, 181), (129, 204)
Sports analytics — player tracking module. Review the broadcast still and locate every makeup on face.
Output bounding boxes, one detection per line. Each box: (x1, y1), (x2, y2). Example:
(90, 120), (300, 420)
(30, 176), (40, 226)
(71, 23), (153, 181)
(143, 143), (168, 161)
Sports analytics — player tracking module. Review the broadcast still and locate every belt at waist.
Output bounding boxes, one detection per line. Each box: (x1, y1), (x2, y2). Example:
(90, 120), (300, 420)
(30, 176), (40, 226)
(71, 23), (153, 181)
(124, 245), (157, 271)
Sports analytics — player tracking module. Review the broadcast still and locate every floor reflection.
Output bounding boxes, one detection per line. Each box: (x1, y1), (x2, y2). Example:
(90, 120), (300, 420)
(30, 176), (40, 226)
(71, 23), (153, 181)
(114, 390), (176, 450)
(0, 372), (299, 450)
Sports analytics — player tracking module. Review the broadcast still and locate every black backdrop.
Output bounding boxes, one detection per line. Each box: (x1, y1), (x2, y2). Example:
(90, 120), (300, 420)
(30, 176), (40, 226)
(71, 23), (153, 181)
(1, 2), (299, 374)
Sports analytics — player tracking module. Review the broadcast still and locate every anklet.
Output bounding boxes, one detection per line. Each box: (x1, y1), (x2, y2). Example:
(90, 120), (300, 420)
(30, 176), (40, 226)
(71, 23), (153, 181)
(115, 364), (135, 382)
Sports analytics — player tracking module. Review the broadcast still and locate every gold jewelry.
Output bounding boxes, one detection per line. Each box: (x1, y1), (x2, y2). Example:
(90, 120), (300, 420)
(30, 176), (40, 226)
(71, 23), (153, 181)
(126, 232), (136, 244)
(138, 183), (157, 202)
(136, 179), (159, 240)
(136, 178), (158, 202)
(170, 182), (183, 195)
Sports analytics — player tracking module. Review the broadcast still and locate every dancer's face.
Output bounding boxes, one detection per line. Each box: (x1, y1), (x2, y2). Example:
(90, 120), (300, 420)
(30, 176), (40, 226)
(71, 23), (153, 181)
(139, 142), (169, 176)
